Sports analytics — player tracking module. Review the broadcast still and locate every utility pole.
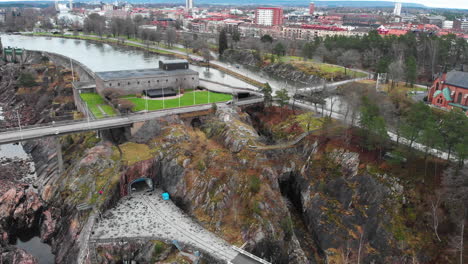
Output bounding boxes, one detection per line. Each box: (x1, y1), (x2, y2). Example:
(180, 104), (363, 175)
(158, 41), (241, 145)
(16, 110), (23, 140)
(162, 88), (165, 109)
(145, 87), (148, 113)
(70, 58), (75, 82)
(178, 86), (181, 108)
(85, 102), (90, 128)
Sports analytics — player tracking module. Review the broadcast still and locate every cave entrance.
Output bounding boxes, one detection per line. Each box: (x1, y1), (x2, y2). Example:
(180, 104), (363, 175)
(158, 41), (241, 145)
(191, 117), (202, 128)
(128, 178), (154, 195)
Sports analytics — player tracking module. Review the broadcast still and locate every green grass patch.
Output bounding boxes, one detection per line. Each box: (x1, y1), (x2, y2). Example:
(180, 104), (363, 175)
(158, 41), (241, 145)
(123, 91), (232, 111)
(79, 93), (116, 118)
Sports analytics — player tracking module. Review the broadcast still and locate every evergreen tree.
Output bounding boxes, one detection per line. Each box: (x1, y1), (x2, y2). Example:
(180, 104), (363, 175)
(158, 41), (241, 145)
(359, 96), (388, 151)
(405, 56), (417, 87)
(400, 102), (431, 148)
(275, 88), (290, 108)
(260, 83), (273, 107)
(273, 42), (285, 57)
(218, 29), (228, 56)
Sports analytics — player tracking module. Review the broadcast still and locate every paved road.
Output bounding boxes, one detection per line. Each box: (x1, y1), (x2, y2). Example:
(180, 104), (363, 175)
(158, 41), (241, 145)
(0, 98), (263, 145)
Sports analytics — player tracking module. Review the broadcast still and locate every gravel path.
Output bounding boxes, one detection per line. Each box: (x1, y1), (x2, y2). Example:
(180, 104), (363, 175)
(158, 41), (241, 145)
(91, 190), (239, 262)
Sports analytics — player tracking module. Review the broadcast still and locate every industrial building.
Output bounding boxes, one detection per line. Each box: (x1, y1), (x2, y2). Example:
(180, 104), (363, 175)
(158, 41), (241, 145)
(95, 60), (199, 97)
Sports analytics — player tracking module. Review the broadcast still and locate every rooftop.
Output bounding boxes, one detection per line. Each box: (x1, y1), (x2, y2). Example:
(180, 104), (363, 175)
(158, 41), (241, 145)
(445, 71), (468, 89)
(160, 59), (189, 64)
(95, 68), (197, 81)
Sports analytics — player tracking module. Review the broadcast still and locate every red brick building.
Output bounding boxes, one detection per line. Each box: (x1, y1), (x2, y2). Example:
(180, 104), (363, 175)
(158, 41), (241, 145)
(255, 7), (283, 26)
(428, 70), (468, 114)
(309, 1), (315, 15)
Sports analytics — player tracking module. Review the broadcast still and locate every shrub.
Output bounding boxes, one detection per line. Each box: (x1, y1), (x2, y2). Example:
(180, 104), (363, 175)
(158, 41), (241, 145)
(18, 73), (37, 87)
(249, 175), (261, 194)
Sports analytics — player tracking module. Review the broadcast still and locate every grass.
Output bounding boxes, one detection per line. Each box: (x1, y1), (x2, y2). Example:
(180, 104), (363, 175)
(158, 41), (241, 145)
(119, 142), (153, 165)
(79, 93), (116, 118)
(122, 91), (232, 112)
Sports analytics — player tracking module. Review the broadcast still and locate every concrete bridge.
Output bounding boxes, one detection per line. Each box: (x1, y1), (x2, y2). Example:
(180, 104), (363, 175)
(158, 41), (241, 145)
(0, 97), (263, 145)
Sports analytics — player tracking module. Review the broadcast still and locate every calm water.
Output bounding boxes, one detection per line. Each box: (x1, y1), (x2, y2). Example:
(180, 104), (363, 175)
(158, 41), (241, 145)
(14, 236), (55, 264)
(1, 35), (256, 89)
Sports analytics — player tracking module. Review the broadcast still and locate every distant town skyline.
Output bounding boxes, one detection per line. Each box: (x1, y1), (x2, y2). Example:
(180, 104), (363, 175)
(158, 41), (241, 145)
(0, 0), (467, 10)
(314, 0), (468, 10)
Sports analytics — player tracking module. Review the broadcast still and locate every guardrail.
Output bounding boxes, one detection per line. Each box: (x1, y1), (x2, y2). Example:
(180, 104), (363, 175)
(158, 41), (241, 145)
(232, 246), (271, 264)
(0, 97), (264, 141)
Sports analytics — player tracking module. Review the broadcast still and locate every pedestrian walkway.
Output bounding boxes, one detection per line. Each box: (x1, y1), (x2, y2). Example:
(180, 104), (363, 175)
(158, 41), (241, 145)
(90, 190), (248, 263)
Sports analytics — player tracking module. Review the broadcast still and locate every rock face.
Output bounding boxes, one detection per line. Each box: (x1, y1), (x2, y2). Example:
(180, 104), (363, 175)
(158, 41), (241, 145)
(0, 246), (38, 264)
(222, 49), (325, 84)
(0, 187), (44, 245)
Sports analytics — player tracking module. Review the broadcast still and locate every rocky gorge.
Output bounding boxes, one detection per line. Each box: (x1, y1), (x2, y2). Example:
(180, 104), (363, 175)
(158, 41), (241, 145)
(0, 51), (466, 264)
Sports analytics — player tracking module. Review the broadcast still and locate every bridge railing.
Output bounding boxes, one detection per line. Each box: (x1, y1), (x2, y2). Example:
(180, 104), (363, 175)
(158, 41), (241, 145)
(232, 246), (271, 264)
(0, 97), (264, 135)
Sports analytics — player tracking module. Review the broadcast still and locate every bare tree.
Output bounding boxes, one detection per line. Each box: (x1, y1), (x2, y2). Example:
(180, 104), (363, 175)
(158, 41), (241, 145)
(430, 194), (442, 242)
(388, 60), (404, 91)
(337, 49), (361, 76)
(165, 28), (177, 47)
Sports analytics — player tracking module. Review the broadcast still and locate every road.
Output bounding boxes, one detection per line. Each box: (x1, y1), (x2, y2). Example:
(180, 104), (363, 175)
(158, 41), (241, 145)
(0, 98), (263, 145)
(90, 191), (265, 264)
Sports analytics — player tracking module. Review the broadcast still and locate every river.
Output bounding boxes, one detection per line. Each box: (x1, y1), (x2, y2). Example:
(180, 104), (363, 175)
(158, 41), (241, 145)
(1, 34), (257, 90)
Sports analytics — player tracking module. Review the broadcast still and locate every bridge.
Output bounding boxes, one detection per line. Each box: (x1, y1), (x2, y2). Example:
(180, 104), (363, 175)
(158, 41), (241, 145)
(0, 97), (263, 145)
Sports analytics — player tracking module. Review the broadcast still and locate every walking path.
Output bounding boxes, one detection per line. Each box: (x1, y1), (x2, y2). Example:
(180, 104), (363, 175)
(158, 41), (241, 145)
(294, 100), (455, 162)
(90, 191), (263, 263)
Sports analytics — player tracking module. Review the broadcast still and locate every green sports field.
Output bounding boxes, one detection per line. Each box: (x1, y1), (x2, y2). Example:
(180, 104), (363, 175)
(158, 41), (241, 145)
(122, 91), (232, 112)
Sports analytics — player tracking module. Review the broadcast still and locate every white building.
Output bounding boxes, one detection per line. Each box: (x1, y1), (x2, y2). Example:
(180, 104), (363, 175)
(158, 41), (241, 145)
(393, 2), (402, 16)
(186, 0), (193, 9)
(443, 20), (454, 29)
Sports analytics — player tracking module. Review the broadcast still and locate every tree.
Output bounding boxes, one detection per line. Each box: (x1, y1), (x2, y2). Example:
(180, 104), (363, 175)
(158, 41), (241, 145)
(453, 117), (468, 167)
(218, 28), (228, 56)
(149, 29), (163, 45)
(400, 102), (431, 148)
(260, 34), (273, 43)
(440, 109), (466, 161)
(117, 99), (135, 114)
(359, 96), (388, 152)
(405, 55), (417, 87)
(165, 28), (177, 47)
(124, 17), (136, 39)
(337, 49), (360, 75)
(273, 42), (286, 58)
(260, 83), (273, 107)
(275, 88), (290, 108)
(388, 60), (404, 90)
(232, 29), (240, 48)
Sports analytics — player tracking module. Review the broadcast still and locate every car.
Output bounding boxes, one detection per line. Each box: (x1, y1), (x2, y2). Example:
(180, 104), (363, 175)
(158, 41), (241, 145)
(225, 100), (233, 105)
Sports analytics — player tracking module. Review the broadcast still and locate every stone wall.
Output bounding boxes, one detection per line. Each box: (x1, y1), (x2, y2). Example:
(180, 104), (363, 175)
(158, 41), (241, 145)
(34, 51), (95, 82)
(95, 72), (199, 95)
